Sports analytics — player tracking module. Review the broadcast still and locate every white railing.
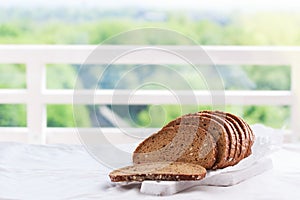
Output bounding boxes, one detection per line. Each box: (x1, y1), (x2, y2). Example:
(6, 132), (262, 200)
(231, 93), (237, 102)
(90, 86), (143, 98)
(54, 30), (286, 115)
(0, 45), (299, 144)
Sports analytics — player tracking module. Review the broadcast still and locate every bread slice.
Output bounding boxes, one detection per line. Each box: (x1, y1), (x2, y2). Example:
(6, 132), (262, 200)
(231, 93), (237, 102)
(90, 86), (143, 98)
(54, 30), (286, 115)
(216, 112), (254, 160)
(223, 112), (250, 161)
(205, 111), (243, 166)
(196, 112), (237, 168)
(200, 111), (238, 166)
(241, 117), (255, 157)
(109, 162), (207, 182)
(162, 115), (230, 169)
(133, 125), (217, 169)
(247, 124), (255, 156)
(220, 113), (242, 165)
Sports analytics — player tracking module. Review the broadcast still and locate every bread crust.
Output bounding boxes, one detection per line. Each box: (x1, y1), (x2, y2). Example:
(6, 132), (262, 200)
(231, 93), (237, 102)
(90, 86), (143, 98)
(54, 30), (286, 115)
(241, 117), (255, 157)
(223, 113), (250, 162)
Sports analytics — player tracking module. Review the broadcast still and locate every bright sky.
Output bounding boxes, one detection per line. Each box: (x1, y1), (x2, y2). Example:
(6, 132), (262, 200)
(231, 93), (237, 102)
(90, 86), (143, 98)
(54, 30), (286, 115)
(1, 0), (300, 11)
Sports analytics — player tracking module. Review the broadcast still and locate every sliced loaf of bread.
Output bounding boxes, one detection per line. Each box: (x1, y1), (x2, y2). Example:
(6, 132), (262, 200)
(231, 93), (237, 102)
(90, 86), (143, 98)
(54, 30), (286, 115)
(109, 110), (255, 183)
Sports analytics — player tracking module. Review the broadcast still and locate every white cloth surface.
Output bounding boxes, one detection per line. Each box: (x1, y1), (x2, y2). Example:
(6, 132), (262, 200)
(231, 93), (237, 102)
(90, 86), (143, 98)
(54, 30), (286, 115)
(0, 125), (299, 199)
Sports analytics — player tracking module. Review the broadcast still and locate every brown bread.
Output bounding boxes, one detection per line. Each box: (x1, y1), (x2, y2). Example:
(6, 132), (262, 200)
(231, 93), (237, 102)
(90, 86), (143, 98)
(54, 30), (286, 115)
(109, 110), (255, 183)
(195, 112), (237, 168)
(109, 162), (206, 182)
(205, 111), (245, 166)
(133, 125), (217, 169)
(222, 112), (251, 161)
(240, 117), (255, 157)
(200, 111), (239, 167)
(161, 115), (230, 169)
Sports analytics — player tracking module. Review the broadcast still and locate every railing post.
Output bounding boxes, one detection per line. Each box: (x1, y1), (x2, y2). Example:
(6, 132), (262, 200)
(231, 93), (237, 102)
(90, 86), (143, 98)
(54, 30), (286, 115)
(291, 63), (300, 141)
(26, 61), (46, 144)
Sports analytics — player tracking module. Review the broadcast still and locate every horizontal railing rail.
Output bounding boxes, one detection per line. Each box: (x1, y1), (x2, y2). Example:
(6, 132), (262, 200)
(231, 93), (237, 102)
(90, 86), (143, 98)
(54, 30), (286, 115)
(0, 89), (292, 105)
(0, 45), (299, 144)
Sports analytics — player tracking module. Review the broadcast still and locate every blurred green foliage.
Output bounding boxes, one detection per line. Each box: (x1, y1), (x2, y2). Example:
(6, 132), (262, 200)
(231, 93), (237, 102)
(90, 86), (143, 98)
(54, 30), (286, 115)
(0, 64), (26, 88)
(47, 105), (91, 127)
(0, 8), (296, 128)
(0, 104), (26, 127)
(137, 105), (290, 129)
